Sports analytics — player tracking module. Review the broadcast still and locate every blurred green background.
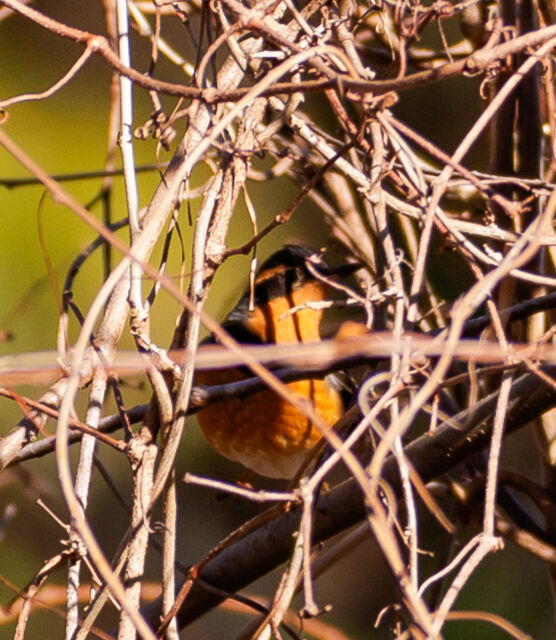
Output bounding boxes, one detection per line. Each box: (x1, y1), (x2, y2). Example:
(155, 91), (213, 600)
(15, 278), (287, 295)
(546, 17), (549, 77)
(0, 2), (552, 639)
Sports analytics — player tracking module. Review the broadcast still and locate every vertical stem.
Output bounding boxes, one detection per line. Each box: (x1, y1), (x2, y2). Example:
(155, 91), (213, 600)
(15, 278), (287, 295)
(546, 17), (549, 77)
(118, 428), (158, 640)
(116, 0), (142, 312)
(161, 473), (179, 640)
(65, 370), (108, 639)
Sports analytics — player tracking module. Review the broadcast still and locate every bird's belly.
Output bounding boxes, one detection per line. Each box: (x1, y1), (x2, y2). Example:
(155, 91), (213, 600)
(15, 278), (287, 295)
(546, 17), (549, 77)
(195, 369), (343, 479)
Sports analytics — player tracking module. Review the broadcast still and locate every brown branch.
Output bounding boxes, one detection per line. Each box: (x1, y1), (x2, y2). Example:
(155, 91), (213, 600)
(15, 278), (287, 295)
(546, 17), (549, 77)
(2, 0), (556, 103)
(0, 388), (128, 452)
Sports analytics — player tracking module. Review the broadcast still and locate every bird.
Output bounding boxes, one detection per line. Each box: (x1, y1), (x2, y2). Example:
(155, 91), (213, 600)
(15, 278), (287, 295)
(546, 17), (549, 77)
(195, 245), (359, 479)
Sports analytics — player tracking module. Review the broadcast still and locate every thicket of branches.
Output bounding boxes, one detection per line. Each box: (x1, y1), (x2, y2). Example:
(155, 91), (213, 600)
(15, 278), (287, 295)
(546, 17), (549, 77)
(1, 0), (556, 638)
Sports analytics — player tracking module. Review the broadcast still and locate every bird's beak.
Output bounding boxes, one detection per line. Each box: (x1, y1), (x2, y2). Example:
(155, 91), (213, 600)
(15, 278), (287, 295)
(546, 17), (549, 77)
(322, 260), (362, 279)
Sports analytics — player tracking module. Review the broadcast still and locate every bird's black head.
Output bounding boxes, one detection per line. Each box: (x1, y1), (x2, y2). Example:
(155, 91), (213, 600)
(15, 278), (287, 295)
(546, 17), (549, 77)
(254, 245), (359, 302)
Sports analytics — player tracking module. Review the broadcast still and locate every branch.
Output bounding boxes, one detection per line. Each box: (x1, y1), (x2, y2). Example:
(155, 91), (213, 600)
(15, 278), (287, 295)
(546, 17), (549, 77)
(2, 0), (556, 103)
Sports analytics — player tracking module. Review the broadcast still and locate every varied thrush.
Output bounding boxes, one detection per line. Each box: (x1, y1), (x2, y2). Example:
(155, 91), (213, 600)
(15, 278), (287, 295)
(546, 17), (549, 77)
(195, 245), (359, 479)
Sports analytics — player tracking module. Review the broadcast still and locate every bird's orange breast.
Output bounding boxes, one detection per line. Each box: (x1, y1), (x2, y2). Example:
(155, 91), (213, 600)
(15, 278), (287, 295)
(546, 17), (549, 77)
(195, 367), (343, 479)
